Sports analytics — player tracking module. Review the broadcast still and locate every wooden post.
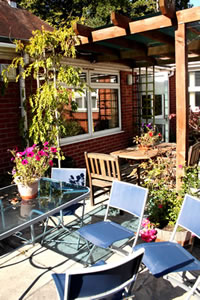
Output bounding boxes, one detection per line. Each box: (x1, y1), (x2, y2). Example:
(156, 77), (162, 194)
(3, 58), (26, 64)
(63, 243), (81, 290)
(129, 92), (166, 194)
(175, 23), (189, 189)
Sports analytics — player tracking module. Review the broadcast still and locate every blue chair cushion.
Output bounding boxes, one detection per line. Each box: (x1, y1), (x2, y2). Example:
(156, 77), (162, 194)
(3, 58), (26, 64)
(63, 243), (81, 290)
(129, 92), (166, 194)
(77, 221), (134, 248)
(134, 242), (195, 278)
(53, 203), (83, 217)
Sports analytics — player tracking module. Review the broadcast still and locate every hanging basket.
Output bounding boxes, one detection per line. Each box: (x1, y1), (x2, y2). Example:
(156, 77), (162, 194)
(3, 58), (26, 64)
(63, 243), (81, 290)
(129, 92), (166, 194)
(16, 179), (39, 201)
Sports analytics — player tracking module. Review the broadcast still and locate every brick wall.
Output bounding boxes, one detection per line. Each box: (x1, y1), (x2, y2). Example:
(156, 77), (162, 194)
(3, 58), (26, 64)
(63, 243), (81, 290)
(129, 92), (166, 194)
(0, 59), (22, 175)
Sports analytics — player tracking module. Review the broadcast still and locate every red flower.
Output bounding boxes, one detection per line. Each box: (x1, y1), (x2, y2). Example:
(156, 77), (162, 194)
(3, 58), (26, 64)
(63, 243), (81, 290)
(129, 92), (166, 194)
(149, 131), (153, 137)
(49, 160), (53, 167)
(158, 204), (163, 209)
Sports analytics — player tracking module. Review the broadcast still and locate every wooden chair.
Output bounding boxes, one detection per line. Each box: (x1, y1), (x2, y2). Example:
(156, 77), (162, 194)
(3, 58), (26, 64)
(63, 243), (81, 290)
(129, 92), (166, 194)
(85, 152), (121, 206)
(188, 141), (200, 166)
(85, 152), (137, 206)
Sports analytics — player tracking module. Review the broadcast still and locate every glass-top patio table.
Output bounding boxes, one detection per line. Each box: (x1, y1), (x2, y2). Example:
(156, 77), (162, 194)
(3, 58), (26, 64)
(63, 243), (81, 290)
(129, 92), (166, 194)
(0, 178), (90, 244)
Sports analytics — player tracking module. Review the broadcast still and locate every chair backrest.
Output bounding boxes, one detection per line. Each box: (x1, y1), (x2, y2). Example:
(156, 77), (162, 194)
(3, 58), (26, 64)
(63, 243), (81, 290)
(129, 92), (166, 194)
(106, 180), (148, 247)
(51, 168), (86, 186)
(172, 194), (200, 240)
(85, 152), (121, 183)
(64, 248), (144, 300)
(188, 142), (200, 166)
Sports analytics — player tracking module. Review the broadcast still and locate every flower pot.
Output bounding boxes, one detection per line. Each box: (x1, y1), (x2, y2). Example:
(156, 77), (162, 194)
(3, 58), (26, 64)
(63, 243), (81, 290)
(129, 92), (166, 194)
(138, 145), (151, 151)
(155, 228), (194, 250)
(17, 180), (39, 200)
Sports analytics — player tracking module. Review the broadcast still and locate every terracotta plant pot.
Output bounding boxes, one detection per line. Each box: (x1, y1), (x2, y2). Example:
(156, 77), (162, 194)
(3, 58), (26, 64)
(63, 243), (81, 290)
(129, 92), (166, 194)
(156, 227), (194, 249)
(17, 180), (39, 200)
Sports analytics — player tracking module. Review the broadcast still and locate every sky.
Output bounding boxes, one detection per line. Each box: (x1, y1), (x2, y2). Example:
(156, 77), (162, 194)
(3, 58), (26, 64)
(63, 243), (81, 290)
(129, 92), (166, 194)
(189, 0), (199, 6)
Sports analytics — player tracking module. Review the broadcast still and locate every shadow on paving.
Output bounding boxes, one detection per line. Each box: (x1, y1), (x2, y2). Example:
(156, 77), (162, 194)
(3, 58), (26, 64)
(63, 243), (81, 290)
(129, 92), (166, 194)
(41, 205), (139, 265)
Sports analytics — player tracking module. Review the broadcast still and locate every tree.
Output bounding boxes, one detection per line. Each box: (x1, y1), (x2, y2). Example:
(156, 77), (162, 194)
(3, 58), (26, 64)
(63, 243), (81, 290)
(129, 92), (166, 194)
(3, 22), (85, 154)
(16, 0), (191, 28)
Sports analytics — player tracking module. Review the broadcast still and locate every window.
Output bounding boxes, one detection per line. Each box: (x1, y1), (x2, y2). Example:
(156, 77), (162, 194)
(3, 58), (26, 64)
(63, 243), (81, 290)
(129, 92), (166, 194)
(61, 70), (121, 143)
(142, 94), (164, 119)
(189, 71), (200, 111)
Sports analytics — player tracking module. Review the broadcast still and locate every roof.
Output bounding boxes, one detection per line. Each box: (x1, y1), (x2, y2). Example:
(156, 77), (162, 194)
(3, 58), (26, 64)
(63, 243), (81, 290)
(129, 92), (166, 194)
(0, 0), (53, 42)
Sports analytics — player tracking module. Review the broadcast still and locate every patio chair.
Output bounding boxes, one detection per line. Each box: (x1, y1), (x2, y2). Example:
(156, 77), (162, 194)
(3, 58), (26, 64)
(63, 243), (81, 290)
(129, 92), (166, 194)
(52, 247), (144, 300)
(41, 168), (87, 240)
(134, 194), (200, 300)
(85, 152), (137, 206)
(188, 141), (200, 166)
(76, 180), (148, 265)
(50, 168), (87, 228)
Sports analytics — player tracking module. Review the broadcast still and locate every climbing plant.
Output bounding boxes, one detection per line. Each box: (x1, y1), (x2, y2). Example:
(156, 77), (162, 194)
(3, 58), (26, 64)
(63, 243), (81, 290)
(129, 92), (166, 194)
(3, 21), (85, 149)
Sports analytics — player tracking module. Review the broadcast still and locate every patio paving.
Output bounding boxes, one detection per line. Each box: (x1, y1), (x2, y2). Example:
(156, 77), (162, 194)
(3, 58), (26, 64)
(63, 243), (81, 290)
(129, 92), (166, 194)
(0, 193), (200, 300)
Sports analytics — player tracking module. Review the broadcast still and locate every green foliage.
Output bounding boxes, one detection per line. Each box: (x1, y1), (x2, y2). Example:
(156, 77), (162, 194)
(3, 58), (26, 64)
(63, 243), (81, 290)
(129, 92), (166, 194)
(16, 0), (191, 27)
(141, 152), (200, 228)
(4, 23), (86, 146)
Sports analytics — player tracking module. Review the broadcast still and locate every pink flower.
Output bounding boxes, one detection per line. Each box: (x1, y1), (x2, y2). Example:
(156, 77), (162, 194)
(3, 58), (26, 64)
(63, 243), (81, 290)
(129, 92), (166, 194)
(38, 150), (46, 156)
(43, 146), (49, 151)
(49, 160), (53, 167)
(26, 146), (34, 153)
(178, 164), (183, 169)
(22, 159), (28, 165)
(27, 151), (34, 157)
(50, 147), (57, 153)
(141, 218), (150, 228)
(43, 142), (49, 146)
(35, 155), (41, 161)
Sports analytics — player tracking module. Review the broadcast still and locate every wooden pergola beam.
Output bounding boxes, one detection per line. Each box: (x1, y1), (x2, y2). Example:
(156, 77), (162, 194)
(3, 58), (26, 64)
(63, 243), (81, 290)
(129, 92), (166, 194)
(148, 44), (174, 56)
(175, 23), (189, 189)
(111, 11), (131, 29)
(129, 15), (173, 34)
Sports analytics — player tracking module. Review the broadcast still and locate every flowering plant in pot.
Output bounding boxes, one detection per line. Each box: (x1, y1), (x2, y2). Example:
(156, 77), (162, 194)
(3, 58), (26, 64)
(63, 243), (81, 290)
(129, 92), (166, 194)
(133, 123), (162, 149)
(140, 218), (157, 242)
(9, 142), (61, 200)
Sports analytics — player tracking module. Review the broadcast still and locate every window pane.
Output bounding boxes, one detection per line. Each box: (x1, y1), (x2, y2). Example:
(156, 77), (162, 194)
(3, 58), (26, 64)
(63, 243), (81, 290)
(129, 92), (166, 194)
(155, 95), (162, 116)
(92, 89), (119, 132)
(61, 91), (88, 138)
(195, 92), (200, 106)
(142, 95), (152, 118)
(91, 73), (118, 83)
(195, 72), (200, 86)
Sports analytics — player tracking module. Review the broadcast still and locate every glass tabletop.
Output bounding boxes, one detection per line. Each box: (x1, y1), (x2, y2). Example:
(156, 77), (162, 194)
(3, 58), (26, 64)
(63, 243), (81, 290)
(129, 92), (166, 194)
(0, 178), (89, 240)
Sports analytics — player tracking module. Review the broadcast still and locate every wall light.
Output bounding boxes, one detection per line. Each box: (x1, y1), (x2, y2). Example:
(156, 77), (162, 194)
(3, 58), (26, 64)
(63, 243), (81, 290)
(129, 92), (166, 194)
(127, 74), (133, 85)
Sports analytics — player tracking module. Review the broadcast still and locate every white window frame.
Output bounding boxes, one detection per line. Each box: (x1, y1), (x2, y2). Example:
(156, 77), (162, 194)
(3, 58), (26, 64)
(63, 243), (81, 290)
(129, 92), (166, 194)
(189, 71), (200, 112)
(61, 69), (121, 145)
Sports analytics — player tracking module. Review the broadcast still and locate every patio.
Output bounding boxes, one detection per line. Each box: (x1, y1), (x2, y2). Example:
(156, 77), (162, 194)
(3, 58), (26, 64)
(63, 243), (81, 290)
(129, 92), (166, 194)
(0, 192), (200, 300)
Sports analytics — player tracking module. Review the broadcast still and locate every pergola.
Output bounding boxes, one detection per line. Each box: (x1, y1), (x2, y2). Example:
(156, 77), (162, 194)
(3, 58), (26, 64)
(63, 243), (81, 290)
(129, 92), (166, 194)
(73, 0), (200, 187)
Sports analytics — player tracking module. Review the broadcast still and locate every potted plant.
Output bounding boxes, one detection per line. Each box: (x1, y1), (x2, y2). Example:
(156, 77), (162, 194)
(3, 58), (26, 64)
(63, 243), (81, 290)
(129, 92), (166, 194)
(9, 142), (61, 200)
(133, 123), (162, 150)
(140, 151), (200, 246)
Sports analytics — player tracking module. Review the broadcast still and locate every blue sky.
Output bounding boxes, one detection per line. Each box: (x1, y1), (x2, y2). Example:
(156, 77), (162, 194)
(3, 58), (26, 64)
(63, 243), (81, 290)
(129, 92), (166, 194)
(189, 0), (199, 6)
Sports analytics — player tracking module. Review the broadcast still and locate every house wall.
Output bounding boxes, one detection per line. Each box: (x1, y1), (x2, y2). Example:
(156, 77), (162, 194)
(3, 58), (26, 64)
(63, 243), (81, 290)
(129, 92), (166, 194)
(0, 59), (22, 175)
(61, 71), (134, 167)
(0, 69), (134, 174)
